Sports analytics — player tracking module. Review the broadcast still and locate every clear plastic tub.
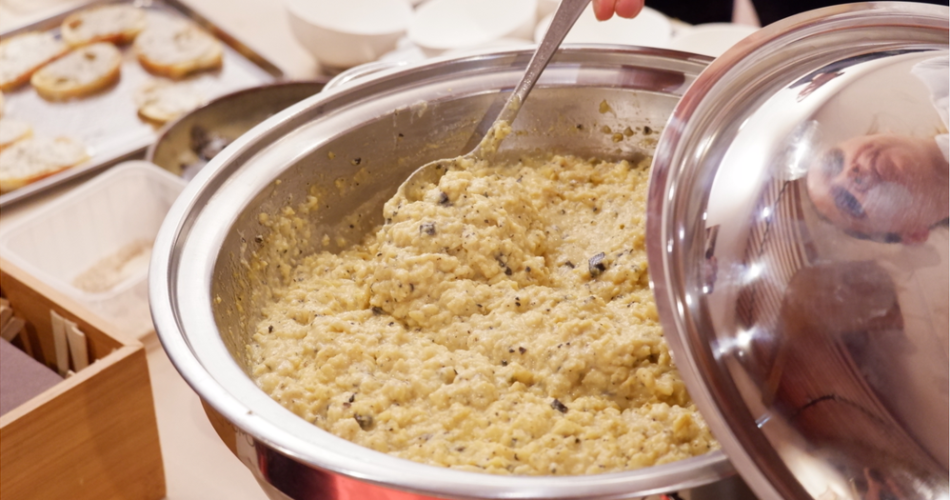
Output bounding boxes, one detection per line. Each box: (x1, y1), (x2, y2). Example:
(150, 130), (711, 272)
(0, 161), (185, 338)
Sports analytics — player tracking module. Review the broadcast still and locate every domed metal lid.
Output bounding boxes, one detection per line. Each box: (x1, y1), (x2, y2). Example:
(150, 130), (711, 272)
(648, 3), (949, 499)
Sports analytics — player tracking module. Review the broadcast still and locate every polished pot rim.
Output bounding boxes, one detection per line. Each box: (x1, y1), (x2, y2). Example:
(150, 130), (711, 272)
(149, 45), (734, 499)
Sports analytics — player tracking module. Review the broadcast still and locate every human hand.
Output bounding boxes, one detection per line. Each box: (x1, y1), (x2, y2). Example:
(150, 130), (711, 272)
(592, 0), (645, 20)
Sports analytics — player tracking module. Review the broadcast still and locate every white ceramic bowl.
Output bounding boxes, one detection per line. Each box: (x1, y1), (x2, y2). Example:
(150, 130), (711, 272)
(286, 0), (414, 70)
(668, 23), (759, 57)
(408, 0), (537, 57)
(534, 5), (672, 48)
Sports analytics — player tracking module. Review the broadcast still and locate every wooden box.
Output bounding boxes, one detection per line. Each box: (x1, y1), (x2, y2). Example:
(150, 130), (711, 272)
(0, 256), (165, 500)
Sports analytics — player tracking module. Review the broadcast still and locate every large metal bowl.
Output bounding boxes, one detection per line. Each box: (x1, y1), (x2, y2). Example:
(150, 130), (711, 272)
(149, 46), (738, 500)
(146, 80), (328, 179)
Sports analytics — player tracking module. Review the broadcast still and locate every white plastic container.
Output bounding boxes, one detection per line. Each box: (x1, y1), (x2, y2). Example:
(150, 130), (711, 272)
(0, 161), (185, 338)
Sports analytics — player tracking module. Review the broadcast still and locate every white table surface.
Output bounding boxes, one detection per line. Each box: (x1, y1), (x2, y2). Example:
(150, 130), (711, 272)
(0, 1), (759, 498)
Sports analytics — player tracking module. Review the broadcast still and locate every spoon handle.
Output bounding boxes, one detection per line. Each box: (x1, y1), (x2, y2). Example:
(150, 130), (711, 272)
(492, 0), (591, 129)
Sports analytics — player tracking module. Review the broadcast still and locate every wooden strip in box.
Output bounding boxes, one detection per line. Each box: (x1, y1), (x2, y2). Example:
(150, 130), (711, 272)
(0, 256), (123, 370)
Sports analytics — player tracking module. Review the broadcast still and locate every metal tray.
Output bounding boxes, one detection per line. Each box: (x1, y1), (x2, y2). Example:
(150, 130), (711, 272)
(0, 0), (284, 208)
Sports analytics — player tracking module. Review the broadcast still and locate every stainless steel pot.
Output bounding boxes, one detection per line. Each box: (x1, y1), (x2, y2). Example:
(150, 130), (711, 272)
(146, 80), (328, 179)
(149, 46), (738, 499)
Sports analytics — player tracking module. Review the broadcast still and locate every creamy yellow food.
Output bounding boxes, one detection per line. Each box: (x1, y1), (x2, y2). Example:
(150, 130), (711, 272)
(249, 153), (716, 475)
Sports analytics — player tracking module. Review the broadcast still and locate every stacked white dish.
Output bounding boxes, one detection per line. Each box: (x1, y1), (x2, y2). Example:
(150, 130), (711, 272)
(668, 23), (759, 58)
(408, 0), (538, 57)
(287, 0), (751, 71)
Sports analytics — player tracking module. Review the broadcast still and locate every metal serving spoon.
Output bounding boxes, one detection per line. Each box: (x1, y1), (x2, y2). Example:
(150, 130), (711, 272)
(396, 0), (591, 202)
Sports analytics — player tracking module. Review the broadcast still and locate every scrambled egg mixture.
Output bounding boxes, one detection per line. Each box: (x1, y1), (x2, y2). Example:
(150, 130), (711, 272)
(249, 153), (716, 475)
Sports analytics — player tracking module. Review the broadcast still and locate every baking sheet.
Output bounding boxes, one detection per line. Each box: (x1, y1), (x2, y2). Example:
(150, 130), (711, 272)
(0, 0), (283, 207)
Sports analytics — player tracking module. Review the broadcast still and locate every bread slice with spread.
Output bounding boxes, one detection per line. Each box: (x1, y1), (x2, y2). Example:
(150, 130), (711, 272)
(61, 4), (147, 47)
(0, 118), (33, 151)
(31, 42), (122, 100)
(135, 17), (223, 79)
(0, 136), (89, 193)
(134, 79), (205, 123)
(0, 32), (69, 91)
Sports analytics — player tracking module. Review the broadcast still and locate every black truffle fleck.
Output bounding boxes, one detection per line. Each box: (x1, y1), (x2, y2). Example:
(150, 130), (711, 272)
(589, 252), (607, 277)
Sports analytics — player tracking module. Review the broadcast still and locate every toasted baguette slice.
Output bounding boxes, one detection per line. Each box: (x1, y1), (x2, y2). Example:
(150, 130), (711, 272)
(134, 18), (223, 79)
(134, 79), (205, 123)
(0, 32), (69, 91)
(61, 4), (147, 47)
(0, 136), (88, 193)
(30, 42), (122, 100)
(0, 118), (33, 151)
